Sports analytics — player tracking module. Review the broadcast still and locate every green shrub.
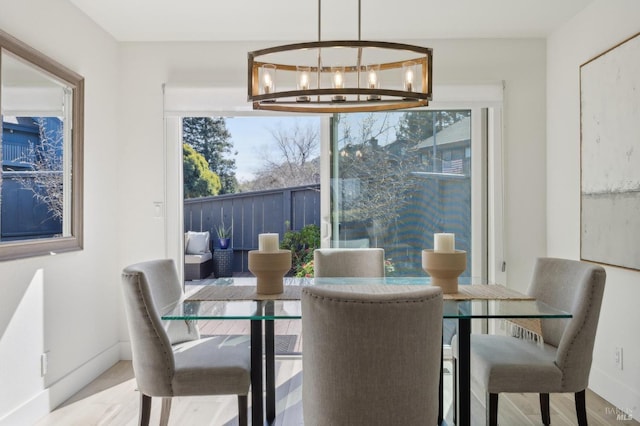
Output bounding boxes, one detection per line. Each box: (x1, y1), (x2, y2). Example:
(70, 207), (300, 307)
(280, 224), (320, 276)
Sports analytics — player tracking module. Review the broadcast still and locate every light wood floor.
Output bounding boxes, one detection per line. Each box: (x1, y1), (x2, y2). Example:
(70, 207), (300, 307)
(34, 321), (637, 426)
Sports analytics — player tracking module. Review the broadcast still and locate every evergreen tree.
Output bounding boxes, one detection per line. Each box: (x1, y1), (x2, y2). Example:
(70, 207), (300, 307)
(395, 111), (434, 144)
(182, 117), (238, 194)
(183, 143), (221, 198)
(395, 110), (471, 144)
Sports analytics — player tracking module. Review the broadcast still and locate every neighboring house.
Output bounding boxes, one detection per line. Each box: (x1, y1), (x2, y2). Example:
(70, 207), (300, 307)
(412, 116), (471, 175)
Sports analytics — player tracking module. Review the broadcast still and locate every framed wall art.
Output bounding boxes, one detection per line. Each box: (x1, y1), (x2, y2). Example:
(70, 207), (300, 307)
(580, 32), (640, 270)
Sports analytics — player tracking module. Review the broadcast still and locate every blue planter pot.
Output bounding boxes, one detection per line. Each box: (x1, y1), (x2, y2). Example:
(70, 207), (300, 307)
(218, 238), (231, 250)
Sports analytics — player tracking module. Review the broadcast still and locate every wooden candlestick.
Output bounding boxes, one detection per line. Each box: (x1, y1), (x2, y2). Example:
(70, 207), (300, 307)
(248, 250), (292, 294)
(422, 249), (466, 294)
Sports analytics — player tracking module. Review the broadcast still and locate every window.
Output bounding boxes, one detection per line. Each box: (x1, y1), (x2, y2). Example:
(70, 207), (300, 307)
(0, 29), (84, 261)
(326, 109), (485, 278)
(164, 86), (502, 282)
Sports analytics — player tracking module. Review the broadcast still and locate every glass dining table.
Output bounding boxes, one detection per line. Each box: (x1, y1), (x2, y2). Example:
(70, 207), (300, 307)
(161, 277), (572, 426)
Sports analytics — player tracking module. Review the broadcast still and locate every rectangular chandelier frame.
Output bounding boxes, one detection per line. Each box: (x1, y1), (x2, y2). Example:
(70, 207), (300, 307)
(248, 40), (432, 113)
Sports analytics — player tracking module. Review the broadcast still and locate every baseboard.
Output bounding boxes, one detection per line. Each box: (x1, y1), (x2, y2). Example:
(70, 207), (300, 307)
(48, 343), (121, 409)
(119, 340), (132, 360)
(0, 344), (120, 426)
(0, 390), (51, 426)
(589, 365), (640, 419)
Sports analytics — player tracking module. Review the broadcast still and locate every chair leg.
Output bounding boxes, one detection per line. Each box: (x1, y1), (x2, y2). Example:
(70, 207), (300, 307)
(139, 393), (152, 426)
(452, 358), (458, 425)
(237, 394), (248, 426)
(540, 393), (550, 425)
(160, 397), (172, 426)
(575, 389), (588, 426)
(487, 393), (498, 426)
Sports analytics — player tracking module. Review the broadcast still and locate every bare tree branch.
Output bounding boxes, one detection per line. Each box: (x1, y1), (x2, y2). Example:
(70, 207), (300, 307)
(14, 118), (64, 221)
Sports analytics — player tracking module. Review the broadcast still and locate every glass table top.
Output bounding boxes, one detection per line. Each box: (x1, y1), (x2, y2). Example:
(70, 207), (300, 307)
(161, 277), (572, 321)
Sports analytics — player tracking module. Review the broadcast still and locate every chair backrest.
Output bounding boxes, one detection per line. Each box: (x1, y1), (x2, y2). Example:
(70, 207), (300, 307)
(301, 286), (443, 426)
(526, 257), (606, 391)
(313, 248), (385, 277)
(121, 259), (199, 396)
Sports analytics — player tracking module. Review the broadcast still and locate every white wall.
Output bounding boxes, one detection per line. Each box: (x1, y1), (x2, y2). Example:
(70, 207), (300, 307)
(0, 0), (121, 424)
(547, 0), (640, 414)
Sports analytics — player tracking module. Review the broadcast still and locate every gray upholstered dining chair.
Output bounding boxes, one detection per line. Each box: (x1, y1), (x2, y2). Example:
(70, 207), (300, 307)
(121, 259), (251, 426)
(301, 285), (443, 426)
(313, 247), (385, 277)
(455, 257), (606, 426)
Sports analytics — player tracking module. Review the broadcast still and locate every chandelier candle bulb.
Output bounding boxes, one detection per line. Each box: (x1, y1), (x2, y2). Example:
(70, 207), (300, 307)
(405, 70), (413, 91)
(366, 64), (381, 101)
(296, 66), (311, 102)
(263, 74), (272, 94)
(332, 67), (346, 102)
(261, 64), (276, 96)
(333, 71), (343, 88)
(259, 233), (279, 252)
(402, 60), (417, 97)
(434, 233), (455, 253)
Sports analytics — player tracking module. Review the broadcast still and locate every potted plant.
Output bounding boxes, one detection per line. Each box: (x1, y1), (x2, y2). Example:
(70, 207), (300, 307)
(215, 222), (232, 250)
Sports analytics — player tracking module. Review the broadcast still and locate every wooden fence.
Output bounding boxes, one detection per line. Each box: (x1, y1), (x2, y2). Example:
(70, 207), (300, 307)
(1, 173), (62, 241)
(184, 184), (321, 272)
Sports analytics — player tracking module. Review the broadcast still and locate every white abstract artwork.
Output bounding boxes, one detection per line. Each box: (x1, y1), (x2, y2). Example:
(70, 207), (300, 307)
(581, 32), (640, 270)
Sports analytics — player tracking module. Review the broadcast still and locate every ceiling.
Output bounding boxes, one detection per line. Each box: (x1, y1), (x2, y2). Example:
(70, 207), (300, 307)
(68, 0), (594, 42)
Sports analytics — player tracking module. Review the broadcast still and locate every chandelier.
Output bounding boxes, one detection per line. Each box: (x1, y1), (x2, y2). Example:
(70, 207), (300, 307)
(247, 0), (432, 113)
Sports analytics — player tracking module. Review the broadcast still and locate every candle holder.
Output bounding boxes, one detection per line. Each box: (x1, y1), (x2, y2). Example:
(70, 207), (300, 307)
(421, 249), (466, 294)
(248, 249), (292, 294)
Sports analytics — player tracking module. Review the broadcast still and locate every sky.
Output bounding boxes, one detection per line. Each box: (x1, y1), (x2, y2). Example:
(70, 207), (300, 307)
(224, 113), (402, 182)
(225, 116), (322, 182)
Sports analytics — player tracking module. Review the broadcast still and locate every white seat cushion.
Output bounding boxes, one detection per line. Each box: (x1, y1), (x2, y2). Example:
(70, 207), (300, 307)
(185, 252), (212, 264)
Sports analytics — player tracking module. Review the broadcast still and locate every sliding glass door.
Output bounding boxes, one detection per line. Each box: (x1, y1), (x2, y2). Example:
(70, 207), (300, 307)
(323, 109), (487, 278)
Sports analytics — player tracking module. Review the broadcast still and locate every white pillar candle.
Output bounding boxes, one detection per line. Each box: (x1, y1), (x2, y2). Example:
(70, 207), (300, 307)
(259, 233), (279, 252)
(434, 233), (455, 253)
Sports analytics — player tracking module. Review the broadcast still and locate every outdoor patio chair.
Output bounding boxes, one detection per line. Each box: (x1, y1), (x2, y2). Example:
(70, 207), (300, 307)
(184, 230), (213, 280)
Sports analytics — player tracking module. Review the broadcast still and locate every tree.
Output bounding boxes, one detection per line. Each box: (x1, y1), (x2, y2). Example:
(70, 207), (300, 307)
(395, 111), (433, 144)
(336, 135), (418, 228)
(396, 110), (471, 144)
(183, 143), (221, 199)
(182, 117), (237, 194)
(15, 117), (64, 221)
(333, 112), (422, 244)
(244, 120), (320, 191)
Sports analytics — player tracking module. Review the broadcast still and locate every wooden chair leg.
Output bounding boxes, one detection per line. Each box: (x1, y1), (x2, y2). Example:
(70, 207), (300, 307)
(238, 394), (248, 426)
(575, 389), (588, 426)
(487, 393), (498, 426)
(139, 393), (152, 426)
(160, 397), (172, 426)
(540, 393), (550, 425)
